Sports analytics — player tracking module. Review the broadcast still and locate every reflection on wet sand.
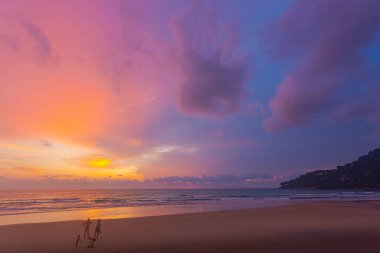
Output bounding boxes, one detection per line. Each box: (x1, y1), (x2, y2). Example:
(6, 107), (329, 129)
(0, 199), (283, 226)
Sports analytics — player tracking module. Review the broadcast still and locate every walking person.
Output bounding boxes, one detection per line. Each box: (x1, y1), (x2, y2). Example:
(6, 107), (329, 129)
(94, 219), (102, 239)
(83, 218), (92, 239)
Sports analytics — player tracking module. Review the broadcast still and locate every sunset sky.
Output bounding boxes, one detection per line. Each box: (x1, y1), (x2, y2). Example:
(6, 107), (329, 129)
(1, 0), (380, 189)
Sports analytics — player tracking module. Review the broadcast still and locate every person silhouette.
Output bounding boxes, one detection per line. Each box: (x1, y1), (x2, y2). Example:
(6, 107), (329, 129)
(94, 219), (102, 239)
(82, 218), (92, 239)
(75, 234), (80, 248)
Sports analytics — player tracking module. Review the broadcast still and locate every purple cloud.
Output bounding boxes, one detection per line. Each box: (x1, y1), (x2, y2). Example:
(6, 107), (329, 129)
(172, 1), (250, 117)
(263, 0), (380, 131)
(22, 21), (53, 65)
(0, 11), (55, 67)
(0, 172), (278, 190)
(153, 173), (275, 185)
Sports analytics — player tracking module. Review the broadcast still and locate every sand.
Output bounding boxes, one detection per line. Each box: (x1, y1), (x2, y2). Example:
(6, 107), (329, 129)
(1, 201), (380, 253)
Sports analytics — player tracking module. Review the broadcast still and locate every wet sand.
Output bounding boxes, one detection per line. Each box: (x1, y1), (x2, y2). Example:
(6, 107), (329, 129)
(1, 201), (380, 253)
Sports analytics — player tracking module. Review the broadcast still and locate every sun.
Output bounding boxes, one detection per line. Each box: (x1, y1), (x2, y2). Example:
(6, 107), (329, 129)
(87, 157), (111, 168)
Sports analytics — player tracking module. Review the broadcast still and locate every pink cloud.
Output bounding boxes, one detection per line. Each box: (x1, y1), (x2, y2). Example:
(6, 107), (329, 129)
(0, 0), (173, 144)
(263, 0), (380, 131)
(0, 1), (255, 185)
(172, 1), (250, 117)
(0, 0), (251, 145)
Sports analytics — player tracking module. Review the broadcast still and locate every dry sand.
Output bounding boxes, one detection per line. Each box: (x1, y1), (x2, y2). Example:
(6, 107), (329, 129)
(1, 201), (380, 253)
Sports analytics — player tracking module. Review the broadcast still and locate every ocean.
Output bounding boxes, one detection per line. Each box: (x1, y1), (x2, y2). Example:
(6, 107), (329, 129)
(1, 188), (380, 226)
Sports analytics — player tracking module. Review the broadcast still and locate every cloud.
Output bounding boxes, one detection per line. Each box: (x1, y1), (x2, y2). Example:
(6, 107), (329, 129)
(0, 11), (56, 67)
(153, 173), (276, 185)
(0, 172), (279, 189)
(263, 0), (380, 131)
(40, 139), (52, 147)
(22, 21), (56, 66)
(0, 2), (117, 141)
(0, 167), (56, 180)
(172, 1), (250, 117)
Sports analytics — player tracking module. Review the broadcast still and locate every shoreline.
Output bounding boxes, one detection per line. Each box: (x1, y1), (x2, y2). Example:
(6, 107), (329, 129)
(3, 188), (380, 227)
(1, 197), (379, 227)
(2, 200), (380, 252)
(0, 198), (289, 227)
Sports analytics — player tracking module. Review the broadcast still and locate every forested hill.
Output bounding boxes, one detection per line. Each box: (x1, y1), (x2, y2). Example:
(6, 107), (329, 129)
(280, 149), (380, 189)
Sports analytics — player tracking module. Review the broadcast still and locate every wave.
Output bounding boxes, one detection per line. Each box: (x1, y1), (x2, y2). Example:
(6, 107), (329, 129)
(2, 189), (380, 216)
(52, 198), (82, 203)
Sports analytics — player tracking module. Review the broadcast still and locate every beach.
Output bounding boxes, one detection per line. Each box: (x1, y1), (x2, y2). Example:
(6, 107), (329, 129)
(1, 201), (380, 253)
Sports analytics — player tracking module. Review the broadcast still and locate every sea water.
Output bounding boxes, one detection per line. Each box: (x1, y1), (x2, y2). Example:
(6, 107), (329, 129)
(1, 188), (380, 225)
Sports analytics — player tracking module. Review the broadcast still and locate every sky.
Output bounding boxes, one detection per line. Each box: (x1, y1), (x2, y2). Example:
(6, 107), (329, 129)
(0, 0), (380, 189)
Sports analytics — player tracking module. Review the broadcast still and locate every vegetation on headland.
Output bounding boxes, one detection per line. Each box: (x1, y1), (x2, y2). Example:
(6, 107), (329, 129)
(280, 148), (380, 189)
